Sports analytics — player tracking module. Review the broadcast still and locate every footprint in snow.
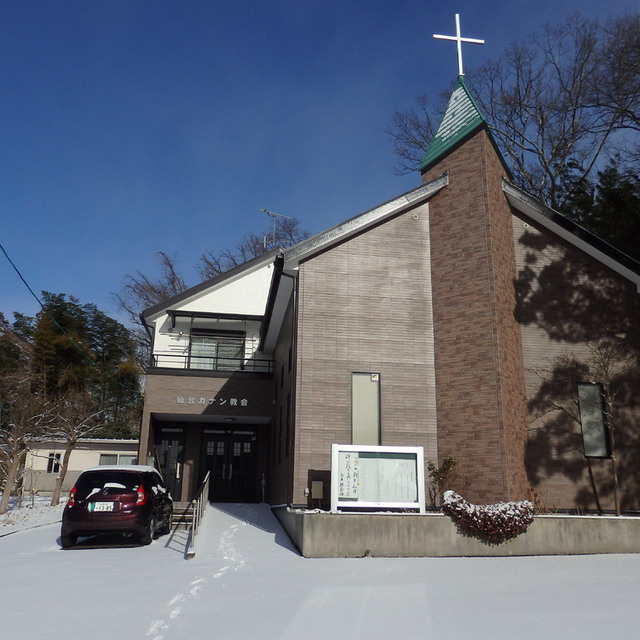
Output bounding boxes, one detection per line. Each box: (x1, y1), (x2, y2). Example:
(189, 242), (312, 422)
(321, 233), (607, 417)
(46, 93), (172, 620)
(213, 565), (229, 578)
(146, 619), (167, 637)
(189, 576), (206, 596)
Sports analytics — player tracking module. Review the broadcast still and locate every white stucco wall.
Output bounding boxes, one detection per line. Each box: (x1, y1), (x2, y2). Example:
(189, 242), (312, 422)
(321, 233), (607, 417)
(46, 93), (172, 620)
(26, 440), (139, 472)
(178, 261), (274, 315)
(23, 440), (139, 495)
(148, 259), (274, 366)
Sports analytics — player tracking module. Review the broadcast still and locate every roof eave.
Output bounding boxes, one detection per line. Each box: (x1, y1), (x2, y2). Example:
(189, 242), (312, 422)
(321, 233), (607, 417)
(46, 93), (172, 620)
(142, 249), (280, 322)
(503, 180), (640, 291)
(284, 173), (449, 267)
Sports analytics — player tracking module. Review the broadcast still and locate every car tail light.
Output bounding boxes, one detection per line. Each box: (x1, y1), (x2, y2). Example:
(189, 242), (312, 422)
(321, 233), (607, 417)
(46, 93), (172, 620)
(68, 485), (77, 507)
(136, 485), (147, 506)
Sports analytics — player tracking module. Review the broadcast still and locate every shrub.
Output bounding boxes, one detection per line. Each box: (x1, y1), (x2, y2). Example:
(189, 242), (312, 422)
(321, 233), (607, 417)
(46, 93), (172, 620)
(427, 456), (457, 508)
(442, 491), (534, 545)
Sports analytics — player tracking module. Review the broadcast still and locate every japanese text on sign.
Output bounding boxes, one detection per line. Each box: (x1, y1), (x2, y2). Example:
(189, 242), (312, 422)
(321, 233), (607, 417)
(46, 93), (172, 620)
(176, 396), (249, 407)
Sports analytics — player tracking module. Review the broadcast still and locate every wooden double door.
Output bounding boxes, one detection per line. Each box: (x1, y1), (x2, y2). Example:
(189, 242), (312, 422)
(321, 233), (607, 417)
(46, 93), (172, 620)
(156, 427), (185, 500)
(201, 429), (257, 502)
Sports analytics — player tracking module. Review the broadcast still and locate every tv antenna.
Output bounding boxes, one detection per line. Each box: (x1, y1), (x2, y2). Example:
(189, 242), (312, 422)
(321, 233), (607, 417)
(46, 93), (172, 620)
(260, 208), (293, 249)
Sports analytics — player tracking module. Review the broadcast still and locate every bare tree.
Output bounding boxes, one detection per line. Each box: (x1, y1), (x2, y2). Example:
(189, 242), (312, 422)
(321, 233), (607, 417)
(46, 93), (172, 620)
(115, 251), (187, 328)
(474, 16), (627, 209)
(596, 16), (640, 165)
(0, 373), (55, 514)
(386, 94), (441, 175)
(115, 217), (310, 360)
(528, 335), (638, 515)
(114, 252), (187, 359)
(48, 389), (105, 507)
(583, 336), (637, 516)
(197, 216), (310, 279)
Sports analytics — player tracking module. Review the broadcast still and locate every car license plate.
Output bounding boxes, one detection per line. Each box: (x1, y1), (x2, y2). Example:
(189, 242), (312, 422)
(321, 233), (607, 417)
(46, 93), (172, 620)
(91, 502), (114, 512)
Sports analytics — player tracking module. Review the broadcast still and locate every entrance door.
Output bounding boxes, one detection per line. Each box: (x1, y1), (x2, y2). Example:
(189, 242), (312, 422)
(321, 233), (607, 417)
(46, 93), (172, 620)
(156, 427), (185, 500)
(202, 429), (257, 502)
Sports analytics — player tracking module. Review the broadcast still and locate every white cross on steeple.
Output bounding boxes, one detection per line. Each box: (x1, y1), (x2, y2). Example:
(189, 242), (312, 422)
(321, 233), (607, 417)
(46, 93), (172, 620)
(433, 14), (485, 77)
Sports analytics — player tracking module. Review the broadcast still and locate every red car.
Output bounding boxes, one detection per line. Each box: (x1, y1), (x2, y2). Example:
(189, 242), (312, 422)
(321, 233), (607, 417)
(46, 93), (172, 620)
(61, 465), (173, 548)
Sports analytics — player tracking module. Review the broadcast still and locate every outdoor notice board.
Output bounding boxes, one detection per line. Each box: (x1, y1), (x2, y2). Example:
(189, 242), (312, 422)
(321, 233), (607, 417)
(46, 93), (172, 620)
(330, 444), (425, 513)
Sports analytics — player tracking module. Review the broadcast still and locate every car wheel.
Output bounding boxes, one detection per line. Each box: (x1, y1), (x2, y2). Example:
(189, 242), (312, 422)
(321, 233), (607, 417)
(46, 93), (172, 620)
(158, 513), (172, 536)
(140, 517), (155, 545)
(61, 534), (77, 549)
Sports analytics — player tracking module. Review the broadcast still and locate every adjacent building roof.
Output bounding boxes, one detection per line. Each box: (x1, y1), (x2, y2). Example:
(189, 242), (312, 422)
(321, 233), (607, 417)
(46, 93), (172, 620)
(142, 249), (280, 323)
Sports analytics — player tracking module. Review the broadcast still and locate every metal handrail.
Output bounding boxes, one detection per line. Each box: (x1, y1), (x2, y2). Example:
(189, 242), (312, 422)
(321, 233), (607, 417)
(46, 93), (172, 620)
(186, 471), (210, 559)
(151, 353), (273, 373)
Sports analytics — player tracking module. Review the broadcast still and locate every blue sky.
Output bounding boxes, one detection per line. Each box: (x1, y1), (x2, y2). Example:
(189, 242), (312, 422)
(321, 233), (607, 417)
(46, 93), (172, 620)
(1, 0), (638, 325)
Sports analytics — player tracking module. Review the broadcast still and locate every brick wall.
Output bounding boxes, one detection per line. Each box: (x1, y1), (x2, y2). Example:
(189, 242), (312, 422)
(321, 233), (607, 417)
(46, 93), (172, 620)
(421, 130), (530, 503)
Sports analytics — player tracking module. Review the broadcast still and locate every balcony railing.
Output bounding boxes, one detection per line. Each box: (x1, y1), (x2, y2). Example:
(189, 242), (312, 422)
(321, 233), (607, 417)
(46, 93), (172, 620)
(151, 353), (273, 373)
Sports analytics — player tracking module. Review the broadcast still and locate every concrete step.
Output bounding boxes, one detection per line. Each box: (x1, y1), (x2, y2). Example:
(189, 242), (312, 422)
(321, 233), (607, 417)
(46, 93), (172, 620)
(172, 501), (195, 530)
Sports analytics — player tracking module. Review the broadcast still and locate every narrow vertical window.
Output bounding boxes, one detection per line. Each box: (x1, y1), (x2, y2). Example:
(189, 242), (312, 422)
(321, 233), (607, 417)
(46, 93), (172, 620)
(351, 373), (381, 445)
(577, 382), (611, 458)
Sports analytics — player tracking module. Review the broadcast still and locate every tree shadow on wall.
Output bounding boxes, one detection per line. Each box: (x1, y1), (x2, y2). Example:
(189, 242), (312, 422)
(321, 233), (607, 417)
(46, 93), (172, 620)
(516, 230), (640, 511)
(515, 231), (638, 343)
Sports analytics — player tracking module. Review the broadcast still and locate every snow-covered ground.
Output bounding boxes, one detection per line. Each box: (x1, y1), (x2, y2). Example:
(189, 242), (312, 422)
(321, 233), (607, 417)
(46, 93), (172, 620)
(2, 498), (640, 639)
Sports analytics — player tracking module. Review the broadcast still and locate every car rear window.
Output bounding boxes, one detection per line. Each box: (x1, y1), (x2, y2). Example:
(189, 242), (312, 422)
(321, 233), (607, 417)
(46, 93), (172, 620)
(76, 471), (142, 493)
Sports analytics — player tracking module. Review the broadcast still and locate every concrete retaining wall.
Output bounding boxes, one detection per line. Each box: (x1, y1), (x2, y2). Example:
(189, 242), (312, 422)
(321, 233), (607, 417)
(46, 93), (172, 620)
(274, 509), (640, 558)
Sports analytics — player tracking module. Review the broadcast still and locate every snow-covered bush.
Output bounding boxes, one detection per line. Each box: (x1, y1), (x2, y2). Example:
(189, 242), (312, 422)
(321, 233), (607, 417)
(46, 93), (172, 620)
(442, 490), (534, 545)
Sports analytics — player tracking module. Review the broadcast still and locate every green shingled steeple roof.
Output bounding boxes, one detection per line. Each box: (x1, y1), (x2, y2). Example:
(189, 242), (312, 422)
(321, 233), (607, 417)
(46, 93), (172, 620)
(418, 75), (487, 172)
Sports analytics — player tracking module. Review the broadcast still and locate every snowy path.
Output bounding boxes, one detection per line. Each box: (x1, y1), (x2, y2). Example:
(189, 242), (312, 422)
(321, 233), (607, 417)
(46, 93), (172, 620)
(1, 503), (640, 639)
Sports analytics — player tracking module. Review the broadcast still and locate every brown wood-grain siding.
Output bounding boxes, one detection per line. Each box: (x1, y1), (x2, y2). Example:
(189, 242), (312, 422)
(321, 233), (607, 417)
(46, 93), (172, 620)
(512, 213), (640, 511)
(292, 201), (438, 506)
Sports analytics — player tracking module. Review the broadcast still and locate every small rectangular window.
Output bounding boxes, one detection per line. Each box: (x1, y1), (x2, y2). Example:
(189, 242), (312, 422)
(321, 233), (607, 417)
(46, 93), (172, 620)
(47, 453), (61, 474)
(99, 454), (118, 466)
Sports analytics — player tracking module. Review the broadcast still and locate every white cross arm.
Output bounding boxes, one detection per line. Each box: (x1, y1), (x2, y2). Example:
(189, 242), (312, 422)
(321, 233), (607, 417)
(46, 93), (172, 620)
(433, 34), (485, 45)
(433, 13), (485, 76)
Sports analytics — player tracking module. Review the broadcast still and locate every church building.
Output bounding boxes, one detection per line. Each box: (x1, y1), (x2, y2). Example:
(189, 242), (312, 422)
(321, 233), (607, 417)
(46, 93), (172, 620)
(138, 73), (640, 514)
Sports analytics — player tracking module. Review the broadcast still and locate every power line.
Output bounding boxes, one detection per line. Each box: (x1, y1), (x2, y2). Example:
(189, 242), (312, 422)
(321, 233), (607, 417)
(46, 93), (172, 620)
(0, 241), (140, 398)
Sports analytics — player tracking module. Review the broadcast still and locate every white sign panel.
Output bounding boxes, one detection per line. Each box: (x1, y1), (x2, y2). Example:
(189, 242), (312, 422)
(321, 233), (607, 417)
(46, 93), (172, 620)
(331, 444), (425, 513)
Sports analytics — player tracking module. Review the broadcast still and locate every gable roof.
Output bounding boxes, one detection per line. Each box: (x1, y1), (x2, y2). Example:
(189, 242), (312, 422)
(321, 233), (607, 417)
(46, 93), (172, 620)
(283, 173), (448, 268)
(258, 174), (449, 352)
(503, 180), (640, 291)
(142, 249), (280, 322)
(419, 76), (486, 172)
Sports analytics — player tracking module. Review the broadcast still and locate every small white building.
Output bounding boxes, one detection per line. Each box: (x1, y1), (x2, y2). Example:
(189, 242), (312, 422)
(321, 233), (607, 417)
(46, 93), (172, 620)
(23, 439), (139, 497)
